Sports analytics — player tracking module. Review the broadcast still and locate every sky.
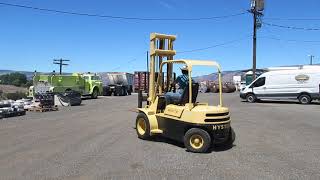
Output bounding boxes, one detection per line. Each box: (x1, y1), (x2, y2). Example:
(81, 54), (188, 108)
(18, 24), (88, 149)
(0, 0), (320, 75)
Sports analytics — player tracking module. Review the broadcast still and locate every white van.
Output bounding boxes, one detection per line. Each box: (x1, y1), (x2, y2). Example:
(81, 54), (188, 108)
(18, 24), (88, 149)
(240, 67), (320, 104)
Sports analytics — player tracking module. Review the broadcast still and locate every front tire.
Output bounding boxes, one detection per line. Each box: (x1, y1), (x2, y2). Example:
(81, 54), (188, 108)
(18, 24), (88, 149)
(136, 113), (151, 140)
(246, 93), (256, 103)
(224, 127), (235, 146)
(184, 128), (211, 153)
(298, 94), (311, 104)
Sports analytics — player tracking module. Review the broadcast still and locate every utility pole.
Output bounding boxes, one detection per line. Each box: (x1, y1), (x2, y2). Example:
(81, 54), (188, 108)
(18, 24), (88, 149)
(53, 59), (70, 74)
(252, 10), (257, 80)
(308, 55), (314, 65)
(249, 0), (264, 80)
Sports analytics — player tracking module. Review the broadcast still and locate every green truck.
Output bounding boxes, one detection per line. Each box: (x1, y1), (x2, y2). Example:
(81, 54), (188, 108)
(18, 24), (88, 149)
(29, 73), (103, 98)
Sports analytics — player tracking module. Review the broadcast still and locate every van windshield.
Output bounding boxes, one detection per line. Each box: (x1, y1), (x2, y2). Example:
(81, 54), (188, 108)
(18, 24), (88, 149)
(251, 77), (265, 87)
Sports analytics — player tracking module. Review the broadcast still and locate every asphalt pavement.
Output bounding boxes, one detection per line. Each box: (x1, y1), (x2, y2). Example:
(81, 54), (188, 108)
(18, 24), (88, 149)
(0, 93), (319, 179)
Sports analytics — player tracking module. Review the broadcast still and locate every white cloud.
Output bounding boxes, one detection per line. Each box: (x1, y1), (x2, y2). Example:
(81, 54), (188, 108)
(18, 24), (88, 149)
(157, 0), (175, 10)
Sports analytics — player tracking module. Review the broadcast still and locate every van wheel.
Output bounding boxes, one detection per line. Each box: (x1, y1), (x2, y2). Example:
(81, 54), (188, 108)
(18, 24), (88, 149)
(298, 94), (311, 104)
(136, 113), (151, 140)
(184, 128), (211, 153)
(246, 93), (256, 103)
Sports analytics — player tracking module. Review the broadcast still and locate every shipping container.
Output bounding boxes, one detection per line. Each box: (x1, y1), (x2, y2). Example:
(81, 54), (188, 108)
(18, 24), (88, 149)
(134, 71), (149, 93)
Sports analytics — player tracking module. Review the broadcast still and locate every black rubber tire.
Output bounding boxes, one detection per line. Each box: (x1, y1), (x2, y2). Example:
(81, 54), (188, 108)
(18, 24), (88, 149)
(136, 113), (151, 140)
(128, 86), (132, 95)
(105, 91), (112, 96)
(120, 87), (126, 96)
(224, 127), (236, 146)
(298, 94), (311, 104)
(123, 87), (128, 96)
(91, 89), (98, 99)
(65, 89), (72, 93)
(114, 87), (121, 96)
(184, 128), (211, 153)
(246, 93), (256, 103)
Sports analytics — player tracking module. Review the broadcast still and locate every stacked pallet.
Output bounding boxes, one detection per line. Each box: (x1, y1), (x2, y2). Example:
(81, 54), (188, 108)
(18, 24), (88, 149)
(26, 92), (58, 112)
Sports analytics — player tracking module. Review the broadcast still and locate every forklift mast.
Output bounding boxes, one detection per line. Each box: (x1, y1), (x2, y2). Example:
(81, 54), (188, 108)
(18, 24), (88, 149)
(148, 33), (176, 104)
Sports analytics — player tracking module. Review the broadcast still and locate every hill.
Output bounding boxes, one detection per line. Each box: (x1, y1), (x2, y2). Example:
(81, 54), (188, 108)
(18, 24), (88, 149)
(0, 70), (35, 80)
(194, 70), (244, 82)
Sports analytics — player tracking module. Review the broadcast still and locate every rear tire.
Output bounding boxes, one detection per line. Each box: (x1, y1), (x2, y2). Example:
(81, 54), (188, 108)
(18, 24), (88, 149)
(184, 128), (211, 153)
(120, 87), (125, 96)
(136, 113), (151, 140)
(246, 93), (256, 103)
(105, 91), (112, 96)
(91, 89), (98, 99)
(298, 94), (311, 104)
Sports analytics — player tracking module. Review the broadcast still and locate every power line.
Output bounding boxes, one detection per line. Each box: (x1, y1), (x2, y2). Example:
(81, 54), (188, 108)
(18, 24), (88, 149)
(0, 2), (248, 21)
(261, 25), (320, 43)
(263, 22), (320, 31)
(264, 17), (320, 21)
(111, 36), (251, 70)
(260, 36), (320, 43)
(111, 58), (138, 71)
(176, 35), (251, 54)
(110, 52), (146, 71)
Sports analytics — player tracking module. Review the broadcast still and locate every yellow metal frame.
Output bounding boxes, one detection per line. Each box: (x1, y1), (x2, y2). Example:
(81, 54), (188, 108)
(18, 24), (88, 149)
(149, 33), (176, 104)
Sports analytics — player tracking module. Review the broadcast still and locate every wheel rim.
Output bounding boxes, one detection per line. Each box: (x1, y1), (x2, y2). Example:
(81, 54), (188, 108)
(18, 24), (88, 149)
(301, 97), (308, 103)
(137, 118), (146, 135)
(189, 134), (204, 149)
(248, 95), (254, 102)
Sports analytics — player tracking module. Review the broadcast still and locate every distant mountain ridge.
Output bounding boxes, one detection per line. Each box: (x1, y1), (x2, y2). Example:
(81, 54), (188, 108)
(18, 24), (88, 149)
(0, 70), (35, 80)
(193, 70), (244, 82)
(0, 70), (72, 80)
(1, 69), (244, 82)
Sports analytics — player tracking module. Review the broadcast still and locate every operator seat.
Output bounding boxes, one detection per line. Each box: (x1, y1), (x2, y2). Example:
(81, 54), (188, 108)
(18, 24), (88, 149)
(173, 83), (199, 105)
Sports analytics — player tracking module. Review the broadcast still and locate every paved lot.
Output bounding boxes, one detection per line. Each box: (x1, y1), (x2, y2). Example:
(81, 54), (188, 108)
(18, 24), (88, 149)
(0, 93), (319, 179)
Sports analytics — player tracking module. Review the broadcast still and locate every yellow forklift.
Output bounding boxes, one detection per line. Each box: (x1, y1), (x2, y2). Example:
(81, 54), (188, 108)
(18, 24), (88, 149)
(136, 33), (235, 153)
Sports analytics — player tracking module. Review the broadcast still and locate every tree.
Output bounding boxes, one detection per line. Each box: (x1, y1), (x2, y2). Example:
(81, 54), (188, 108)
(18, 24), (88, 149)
(0, 72), (28, 87)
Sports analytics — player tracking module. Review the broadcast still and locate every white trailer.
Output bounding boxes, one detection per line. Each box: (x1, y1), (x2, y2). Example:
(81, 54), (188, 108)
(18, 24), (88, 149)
(100, 72), (134, 96)
(240, 66), (320, 104)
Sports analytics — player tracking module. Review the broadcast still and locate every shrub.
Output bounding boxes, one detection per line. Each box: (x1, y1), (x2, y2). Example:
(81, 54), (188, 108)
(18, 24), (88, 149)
(3, 91), (27, 100)
(0, 72), (28, 87)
